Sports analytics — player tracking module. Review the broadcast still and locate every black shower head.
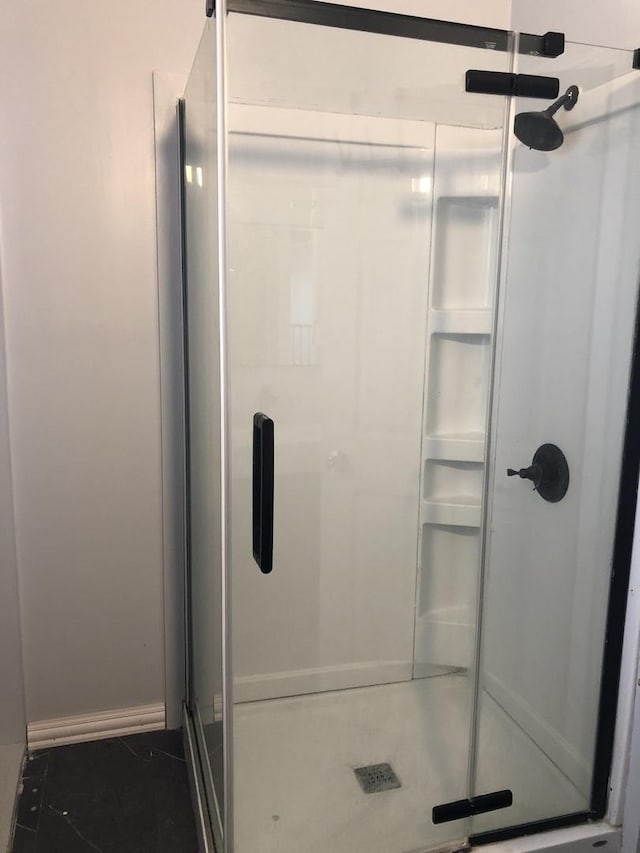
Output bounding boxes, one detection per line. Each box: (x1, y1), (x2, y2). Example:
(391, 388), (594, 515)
(514, 85), (579, 151)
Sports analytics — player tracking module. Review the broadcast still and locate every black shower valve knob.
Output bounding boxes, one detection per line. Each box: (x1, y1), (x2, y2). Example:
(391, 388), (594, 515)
(507, 464), (540, 484)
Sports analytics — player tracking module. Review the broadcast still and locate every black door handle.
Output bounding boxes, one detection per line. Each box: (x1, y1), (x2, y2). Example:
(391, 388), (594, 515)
(252, 413), (274, 574)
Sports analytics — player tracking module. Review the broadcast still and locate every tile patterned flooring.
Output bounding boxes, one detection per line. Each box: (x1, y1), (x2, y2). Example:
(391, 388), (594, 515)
(10, 730), (197, 853)
(1, 743), (24, 853)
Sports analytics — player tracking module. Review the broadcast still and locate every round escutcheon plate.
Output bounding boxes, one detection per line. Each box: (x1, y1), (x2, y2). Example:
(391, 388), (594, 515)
(531, 443), (570, 503)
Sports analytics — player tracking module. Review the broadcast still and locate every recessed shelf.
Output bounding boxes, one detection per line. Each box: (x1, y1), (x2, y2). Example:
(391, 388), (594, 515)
(431, 195), (498, 311)
(425, 334), (491, 437)
(424, 459), (484, 503)
(421, 499), (482, 528)
(430, 309), (492, 335)
(414, 523), (481, 669)
(423, 433), (485, 463)
(414, 616), (475, 670)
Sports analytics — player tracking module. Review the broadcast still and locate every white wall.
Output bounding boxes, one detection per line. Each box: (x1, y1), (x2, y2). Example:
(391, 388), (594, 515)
(0, 0), (203, 726)
(0, 253), (25, 746)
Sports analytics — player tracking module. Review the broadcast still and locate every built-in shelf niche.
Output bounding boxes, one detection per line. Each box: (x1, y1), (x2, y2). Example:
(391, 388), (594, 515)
(430, 309), (492, 335)
(423, 433), (485, 463)
(414, 123), (501, 675)
(418, 524), (480, 617)
(415, 523), (481, 669)
(422, 459), (484, 527)
(423, 459), (484, 501)
(431, 196), (498, 311)
(425, 333), (491, 437)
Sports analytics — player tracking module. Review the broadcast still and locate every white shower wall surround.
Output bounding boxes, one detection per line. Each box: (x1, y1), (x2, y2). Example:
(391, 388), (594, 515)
(229, 116), (504, 699)
(229, 109), (435, 701)
(222, 20), (511, 714)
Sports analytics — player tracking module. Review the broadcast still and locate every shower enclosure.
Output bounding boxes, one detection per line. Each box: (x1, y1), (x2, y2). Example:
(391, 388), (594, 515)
(179, 3), (640, 851)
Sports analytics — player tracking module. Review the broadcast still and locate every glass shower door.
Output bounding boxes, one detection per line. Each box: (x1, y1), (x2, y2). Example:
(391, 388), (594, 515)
(470, 41), (640, 839)
(224, 11), (514, 853)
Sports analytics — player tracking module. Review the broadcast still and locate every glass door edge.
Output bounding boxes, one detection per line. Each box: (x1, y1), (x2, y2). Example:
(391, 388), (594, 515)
(464, 28), (518, 821)
(214, 3), (235, 853)
(183, 703), (220, 852)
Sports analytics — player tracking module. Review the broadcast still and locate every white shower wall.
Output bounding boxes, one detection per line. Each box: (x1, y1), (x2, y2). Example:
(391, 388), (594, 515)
(228, 111), (435, 700)
(225, 28), (509, 696)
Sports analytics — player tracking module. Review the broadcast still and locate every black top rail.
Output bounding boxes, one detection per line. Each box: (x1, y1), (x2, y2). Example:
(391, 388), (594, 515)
(208, 0), (564, 57)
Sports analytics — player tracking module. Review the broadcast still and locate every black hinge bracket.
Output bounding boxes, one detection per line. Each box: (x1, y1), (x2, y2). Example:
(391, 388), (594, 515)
(542, 31), (564, 57)
(518, 31), (564, 57)
(206, 0), (215, 16)
(433, 789), (513, 825)
(466, 70), (559, 100)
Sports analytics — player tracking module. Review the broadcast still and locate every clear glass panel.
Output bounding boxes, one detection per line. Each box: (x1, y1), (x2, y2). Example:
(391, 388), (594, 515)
(183, 17), (227, 849)
(225, 13), (513, 853)
(471, 41), (640, 835)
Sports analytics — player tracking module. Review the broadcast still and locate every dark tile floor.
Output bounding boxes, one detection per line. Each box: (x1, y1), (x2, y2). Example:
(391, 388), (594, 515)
(10, 730), (199, 853)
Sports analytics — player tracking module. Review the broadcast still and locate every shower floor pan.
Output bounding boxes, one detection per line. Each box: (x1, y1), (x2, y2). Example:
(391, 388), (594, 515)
(232, 673), (585, 853)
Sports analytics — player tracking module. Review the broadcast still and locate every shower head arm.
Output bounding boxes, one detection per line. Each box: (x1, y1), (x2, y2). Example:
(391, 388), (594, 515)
(544, 85), (579, 117)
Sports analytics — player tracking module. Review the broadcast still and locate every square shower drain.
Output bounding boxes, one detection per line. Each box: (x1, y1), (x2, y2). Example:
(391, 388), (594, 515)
(353, 763), (401, 794)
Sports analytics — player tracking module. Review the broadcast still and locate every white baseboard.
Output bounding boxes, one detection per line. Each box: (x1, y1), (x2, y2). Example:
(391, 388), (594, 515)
(484, 672), (590, 795)
(27, 703), (166, 749)
(234, 660), (412, 703)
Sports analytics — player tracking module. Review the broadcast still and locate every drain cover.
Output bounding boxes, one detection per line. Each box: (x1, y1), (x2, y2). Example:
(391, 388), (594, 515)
(353, 763), (401, 794)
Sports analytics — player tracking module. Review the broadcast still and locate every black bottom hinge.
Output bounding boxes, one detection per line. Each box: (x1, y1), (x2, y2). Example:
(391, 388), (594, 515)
(433, 789), (513, 825)
(466, 70), (559, 99)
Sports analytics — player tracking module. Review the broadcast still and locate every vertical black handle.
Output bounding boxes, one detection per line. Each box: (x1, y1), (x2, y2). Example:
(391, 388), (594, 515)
(252, 413), (274, 574)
